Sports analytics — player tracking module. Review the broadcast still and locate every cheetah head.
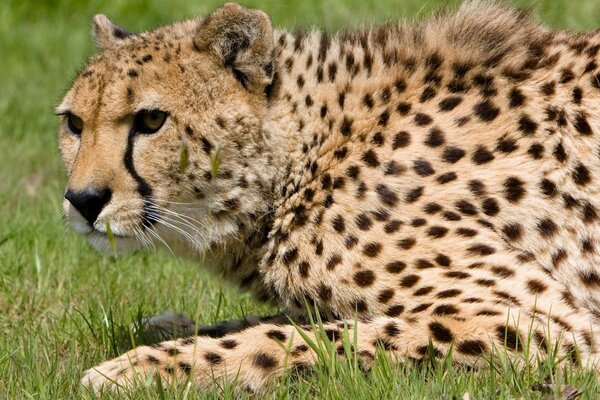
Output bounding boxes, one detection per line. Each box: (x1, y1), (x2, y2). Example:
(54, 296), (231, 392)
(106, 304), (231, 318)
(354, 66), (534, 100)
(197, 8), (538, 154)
(57, 3), (277, 254)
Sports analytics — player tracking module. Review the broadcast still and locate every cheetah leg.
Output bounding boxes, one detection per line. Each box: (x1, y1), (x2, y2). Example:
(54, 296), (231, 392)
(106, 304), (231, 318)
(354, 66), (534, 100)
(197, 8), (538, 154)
(141, 311), (290, 340)
(83, 312), (592, 394)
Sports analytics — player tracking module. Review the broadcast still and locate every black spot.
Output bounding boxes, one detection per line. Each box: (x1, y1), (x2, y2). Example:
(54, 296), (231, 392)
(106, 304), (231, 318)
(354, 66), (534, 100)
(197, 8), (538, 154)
(384, 160), (405, 176)
(553, 142), (568, 162)
(179, 362), (192, 374)
(509, 88), (526, 108)
(405, 187), (424, 203)
(413, 159), (435, 176)
(386, 261), (406, 274)
(491, 265), (515, 278)
(496, 325), (521, 351)
(415, 259), (435, 269)
(456, 227), (477, 237)
(427, 226), (448, 238)
(457, 340), (487, 355)
(469, 179), (485, 196)
(411, 303), (432, 313)
(362, 150), (380, 167)
(574, 114), (593, 135)
(432, 304), (459, 316)
(420, 86), (437, 102)
(439, 96), (463, 111)
(282, 247), (298, 265)
(383, 219), (402, 234)
(467, 244), (496, 256)
(537, 218), (557, 237)
(472, 146), (495, 164)
(396, 102), (411, 115)
(204, 352), (222, 365)
(414, 113), (433, 126)
(362, 242), (382, 257)
(436, 172), (457, 184)
(443, 211), (461, 221)
(497, 137), (518, 153)
(437, 289), (461, 298)
(446, 271), (470, 279)
(434, 254), (451, 267)
(474, 100), (500, 122)
(253, 353), (278, 370)
(320, 105), (328, 118)
(526, 279), (547, 294)
(398, 237), (416, 250)
(538, 179), (556, 197)
(456, 200), (478, 216)
(414, 286), (434, 296)
(385, 304), (405, 317)
(392, 131), (411, 149)
(503, 177), (526, 203)
(378, 289), (395, 304)
(481, 198), (500, 216)
(412, 218), (426, 227)
(332, 215), (345, 232)
(442, 147), (465, 164)
(266, 330), (288, 342)
(384, 322), (400, 337)
(517, 115), (538, 135)
(376, 184), (399, 206)
(527, 143), (544, 159)
(346, 165), (360, 179)
(326, 254), (343, 270)
(582, 202), (599, 223)
(424, 203), (442, 214)
(318, 284), (332, 301)
(354, 270), (376, 287)
(400, 274), (420, 288)
(341, 117), (352, 136)
(573, 163), (591, 185)
(502, 223), (523, 241)
(541, 81), (556, 96)
(298, 261), (310, 277)
(220, 339), (238, 349)
(395, 79), (407, 92)
(355, 213), (373, 231)
(425, 128), (445, 147)
(378, 111), (390, 126)
(429, 322), (453, 342)
(371, 132), (385, 146)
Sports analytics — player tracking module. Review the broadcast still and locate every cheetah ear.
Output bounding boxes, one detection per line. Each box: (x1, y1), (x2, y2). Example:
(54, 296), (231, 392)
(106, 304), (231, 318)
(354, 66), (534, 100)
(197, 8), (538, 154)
(92, 14), (132, 50)
(193, 3), (274, 95)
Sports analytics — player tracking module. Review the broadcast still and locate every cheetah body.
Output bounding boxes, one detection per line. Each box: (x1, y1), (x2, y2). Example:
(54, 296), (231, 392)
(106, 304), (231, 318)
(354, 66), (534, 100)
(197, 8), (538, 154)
(58, 1), (600, 393)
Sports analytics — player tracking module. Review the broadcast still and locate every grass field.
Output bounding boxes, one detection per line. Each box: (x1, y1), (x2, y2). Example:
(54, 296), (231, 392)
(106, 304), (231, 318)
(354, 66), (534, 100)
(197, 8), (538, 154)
(2, 0), (600, 398)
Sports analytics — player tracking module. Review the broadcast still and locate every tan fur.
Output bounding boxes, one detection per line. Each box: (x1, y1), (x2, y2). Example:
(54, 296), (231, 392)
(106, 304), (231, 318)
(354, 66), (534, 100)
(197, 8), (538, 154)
(57, 1), (600, 394)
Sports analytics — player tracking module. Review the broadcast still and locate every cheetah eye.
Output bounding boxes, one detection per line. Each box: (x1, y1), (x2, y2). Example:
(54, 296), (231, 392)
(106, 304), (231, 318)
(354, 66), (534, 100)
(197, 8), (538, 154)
(134, 109), (168, 134)
(66, 113), (84, 135)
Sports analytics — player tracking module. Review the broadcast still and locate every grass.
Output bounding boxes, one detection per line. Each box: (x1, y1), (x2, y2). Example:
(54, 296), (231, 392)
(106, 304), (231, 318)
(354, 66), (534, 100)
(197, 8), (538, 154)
(1, 0), (600, 398)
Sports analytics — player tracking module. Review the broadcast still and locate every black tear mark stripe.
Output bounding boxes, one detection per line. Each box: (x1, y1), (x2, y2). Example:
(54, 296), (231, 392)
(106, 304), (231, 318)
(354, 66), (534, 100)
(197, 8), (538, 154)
(124, 129), (158, 227)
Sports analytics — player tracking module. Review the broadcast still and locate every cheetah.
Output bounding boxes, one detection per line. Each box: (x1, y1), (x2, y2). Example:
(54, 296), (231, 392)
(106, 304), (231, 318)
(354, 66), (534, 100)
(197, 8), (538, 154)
(57, 0), (600, 393)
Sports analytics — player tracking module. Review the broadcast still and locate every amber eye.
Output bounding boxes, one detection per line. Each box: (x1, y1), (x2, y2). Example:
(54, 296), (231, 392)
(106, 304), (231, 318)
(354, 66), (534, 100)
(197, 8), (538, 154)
(133, 109), (168, 134)
(66, 113), (83, 135)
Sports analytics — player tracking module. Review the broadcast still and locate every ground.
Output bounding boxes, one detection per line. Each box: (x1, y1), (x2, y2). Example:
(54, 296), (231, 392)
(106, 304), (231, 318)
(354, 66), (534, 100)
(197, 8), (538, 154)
(3, 0), (600, 398)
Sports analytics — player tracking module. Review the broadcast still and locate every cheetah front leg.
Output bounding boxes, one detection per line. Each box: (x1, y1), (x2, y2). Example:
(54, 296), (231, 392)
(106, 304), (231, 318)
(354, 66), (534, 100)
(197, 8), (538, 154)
(83, 312), (590, 394)
(141, 311), (290, 340)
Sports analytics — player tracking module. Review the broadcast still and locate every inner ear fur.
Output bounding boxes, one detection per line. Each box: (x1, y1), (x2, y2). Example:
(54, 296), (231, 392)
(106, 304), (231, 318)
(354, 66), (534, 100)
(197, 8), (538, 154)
(193, 3), (275, 95)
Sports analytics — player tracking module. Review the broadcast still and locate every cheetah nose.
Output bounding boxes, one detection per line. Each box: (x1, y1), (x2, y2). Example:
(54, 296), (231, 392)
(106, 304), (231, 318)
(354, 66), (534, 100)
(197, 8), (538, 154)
(65, 187), (112, 226)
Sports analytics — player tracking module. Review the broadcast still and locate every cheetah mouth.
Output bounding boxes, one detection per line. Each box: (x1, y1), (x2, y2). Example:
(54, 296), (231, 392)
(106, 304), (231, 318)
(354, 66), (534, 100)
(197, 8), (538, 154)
(86, 229), (143, 253)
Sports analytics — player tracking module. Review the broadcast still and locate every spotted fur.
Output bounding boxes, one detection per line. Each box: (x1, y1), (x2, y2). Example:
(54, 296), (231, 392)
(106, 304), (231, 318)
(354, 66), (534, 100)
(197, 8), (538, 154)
(57, 1), (600, 394)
